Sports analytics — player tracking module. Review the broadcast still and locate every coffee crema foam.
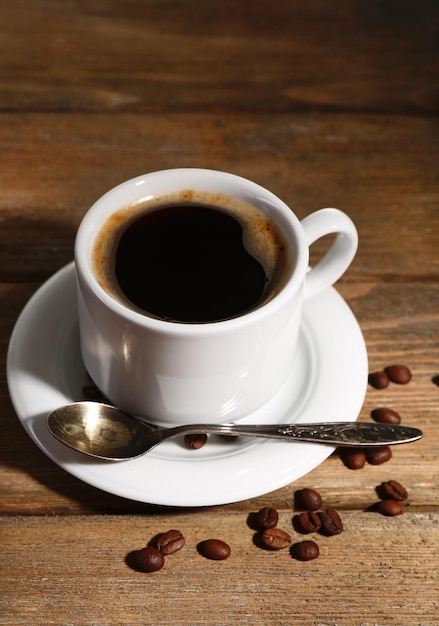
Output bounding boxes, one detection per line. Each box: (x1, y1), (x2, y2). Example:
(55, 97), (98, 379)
(92, 190), (292, 322)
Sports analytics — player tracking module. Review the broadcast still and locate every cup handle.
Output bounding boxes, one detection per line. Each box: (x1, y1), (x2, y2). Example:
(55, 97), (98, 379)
(301, 208), (358, 300)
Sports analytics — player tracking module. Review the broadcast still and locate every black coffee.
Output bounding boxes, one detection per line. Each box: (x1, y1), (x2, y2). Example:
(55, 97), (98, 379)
(93, 191), (289, 323)
(115, 204), (266, 322)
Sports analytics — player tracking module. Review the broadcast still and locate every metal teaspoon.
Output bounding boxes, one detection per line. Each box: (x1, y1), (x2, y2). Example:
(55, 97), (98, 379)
(46, 401), (423, 461)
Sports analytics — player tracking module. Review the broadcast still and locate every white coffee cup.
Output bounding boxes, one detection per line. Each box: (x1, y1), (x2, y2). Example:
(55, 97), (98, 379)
(75, 168), (358, 425)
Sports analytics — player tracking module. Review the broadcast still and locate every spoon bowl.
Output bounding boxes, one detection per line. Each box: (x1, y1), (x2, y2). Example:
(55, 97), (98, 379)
(46, 402), (423, 461)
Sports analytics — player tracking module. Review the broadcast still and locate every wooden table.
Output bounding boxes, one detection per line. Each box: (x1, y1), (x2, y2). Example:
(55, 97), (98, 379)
(1, 2), (438, 624)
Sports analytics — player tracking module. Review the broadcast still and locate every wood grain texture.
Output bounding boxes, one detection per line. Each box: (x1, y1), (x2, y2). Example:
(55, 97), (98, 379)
(1, 0), (438, 114)
(1, 1), (438, 623)
(1, 513), (438, 625)
(0, 113), (437, 281)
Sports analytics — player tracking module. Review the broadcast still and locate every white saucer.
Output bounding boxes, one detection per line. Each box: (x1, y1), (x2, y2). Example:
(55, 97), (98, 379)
(7, 263), (368, 507)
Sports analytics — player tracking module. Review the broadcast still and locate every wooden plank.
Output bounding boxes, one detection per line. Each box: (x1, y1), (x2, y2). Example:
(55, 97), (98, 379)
(1, 280), (438, 515)
(1, 1), (437, 622)
(1, 513), (438, 625)
(1, 0), (438, 114)
(0, 113), (437, 281)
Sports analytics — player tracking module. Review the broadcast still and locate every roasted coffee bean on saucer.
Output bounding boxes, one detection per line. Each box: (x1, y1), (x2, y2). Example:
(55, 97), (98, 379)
(184, 433), (208, 449)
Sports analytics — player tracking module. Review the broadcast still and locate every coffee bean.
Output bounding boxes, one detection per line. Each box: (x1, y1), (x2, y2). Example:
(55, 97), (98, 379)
(291, 540), (320, 561)
(381, 480), (408, 502)
(384, 364), (412, 384)
(432, 374), (439, 386)
(156, 529), (185, 555)
(136, 546), (165, 572)
(319, 509), (343, 536)
(184, 433), (207, 449)
(296, 511), (322, 534)
(198, 539), (231, 560)
(368, 371), (390, 389)
(256, 507), (279, 529)
(261, 527), (291, 550)
(294, 488), (322, 511)
(377, 499), (404, 516)
(341, 448), (367, 470)
(371, 407), (401, 424)
(366, 445), (392, 465)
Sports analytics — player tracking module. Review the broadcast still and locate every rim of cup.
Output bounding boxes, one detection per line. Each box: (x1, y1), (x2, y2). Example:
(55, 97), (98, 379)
(74, 168), (309, 335)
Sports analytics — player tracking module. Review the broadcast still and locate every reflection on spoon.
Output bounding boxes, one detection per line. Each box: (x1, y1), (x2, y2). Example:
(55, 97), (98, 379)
(46, 402), (423, 462)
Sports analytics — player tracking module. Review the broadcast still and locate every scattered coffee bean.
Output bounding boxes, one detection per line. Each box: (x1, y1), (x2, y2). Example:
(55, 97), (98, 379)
(184, 433), (208, 449)
(294, 488), (322, 511)
(319, 509), (343, 536)
(371, 407), (401, 424)
(291, 540), (320, 561)
(384, 364), (412, 384)
(156, 529), (185, 555)
(132, 471), (413, 570)
(198, 539), (231, 560)
(136, 546), (165, 572)
(296, 511), (322, 534)
(256, 507), (279, 529)
(340, 448), (367, 470)
(261, 527), (291, 550)
(368, 371), (390, 389)
(377, 499), (404, 516)
(381, 480), (408, 502)
(366, 445), (392, 465)
(432, 374), (439, 386)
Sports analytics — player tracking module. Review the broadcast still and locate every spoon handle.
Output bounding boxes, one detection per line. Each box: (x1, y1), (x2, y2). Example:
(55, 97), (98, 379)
(175, 422), (423, 446)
